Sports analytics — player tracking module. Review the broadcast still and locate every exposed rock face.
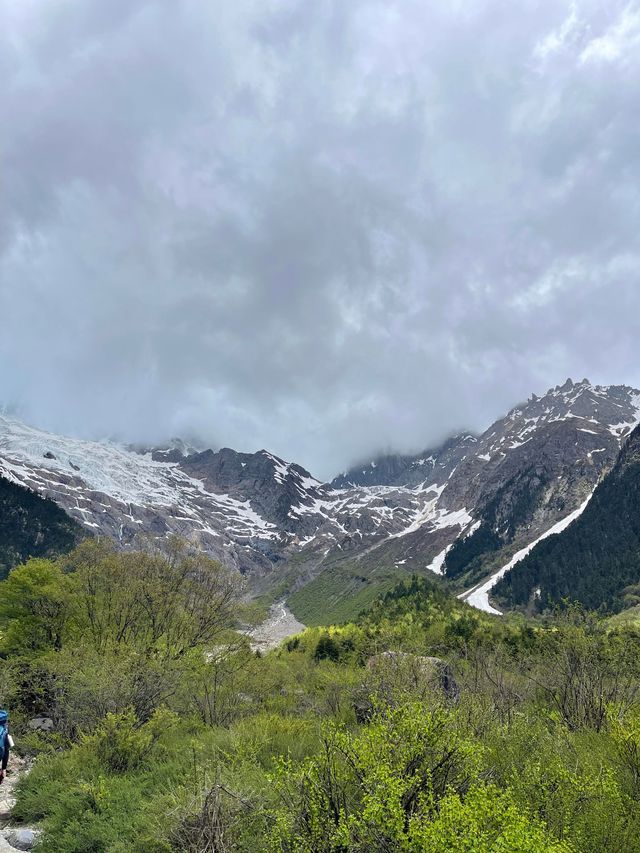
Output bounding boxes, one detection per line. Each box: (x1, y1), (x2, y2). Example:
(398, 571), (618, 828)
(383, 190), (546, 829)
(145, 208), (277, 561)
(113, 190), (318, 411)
(1, 380), (638, 605)
(3, 828), (38, 851)
(26, 718), (54, 733)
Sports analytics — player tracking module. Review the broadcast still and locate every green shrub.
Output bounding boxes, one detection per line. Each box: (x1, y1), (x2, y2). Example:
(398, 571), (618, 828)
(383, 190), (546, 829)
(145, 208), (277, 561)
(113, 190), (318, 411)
(409, 783), (571, 852)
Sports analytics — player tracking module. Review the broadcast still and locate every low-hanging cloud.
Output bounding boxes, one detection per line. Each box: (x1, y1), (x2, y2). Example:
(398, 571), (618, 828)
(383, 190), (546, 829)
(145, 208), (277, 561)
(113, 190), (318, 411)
(1, 0), (640, 478)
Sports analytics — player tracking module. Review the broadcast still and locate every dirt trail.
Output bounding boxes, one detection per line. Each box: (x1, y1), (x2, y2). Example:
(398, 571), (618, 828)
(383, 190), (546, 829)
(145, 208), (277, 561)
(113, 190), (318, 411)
(248, 601), (305, 652)
(0, 755), (38, 850)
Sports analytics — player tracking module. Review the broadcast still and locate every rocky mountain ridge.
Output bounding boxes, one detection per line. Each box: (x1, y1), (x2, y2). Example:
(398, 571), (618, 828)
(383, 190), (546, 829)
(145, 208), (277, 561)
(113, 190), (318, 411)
(1, 379), (638, 612)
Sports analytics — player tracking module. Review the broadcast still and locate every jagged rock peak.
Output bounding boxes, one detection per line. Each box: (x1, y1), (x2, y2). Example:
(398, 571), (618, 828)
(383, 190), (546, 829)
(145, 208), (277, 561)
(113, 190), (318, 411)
(510, 379), (639, 422)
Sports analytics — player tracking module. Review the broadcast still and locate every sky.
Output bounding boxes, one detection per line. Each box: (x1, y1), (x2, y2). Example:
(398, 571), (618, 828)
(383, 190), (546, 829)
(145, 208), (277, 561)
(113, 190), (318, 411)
(1, 0), (640, 479)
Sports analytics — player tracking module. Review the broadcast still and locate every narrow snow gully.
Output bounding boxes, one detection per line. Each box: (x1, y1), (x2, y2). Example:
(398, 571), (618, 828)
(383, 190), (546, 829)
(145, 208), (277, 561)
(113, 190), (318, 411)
(459, 492), (596, 615)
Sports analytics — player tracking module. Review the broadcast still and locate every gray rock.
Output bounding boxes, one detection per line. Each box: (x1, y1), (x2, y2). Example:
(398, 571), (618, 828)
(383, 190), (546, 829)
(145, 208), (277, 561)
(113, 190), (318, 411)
(3, 828), (38, 851)
(366, 652), (458, 697)
(27, 717), (54, 732)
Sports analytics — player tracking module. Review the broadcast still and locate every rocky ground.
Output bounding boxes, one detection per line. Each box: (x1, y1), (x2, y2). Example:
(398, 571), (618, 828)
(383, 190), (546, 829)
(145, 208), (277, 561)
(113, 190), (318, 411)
(248, 601), (305, 652)
(0, 755), (38, 851)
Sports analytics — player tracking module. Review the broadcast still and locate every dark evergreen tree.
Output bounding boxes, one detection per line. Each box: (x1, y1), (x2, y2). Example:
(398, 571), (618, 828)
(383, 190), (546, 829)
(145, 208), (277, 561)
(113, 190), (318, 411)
(445, 523), (502, 579)
(0, 474), (84, 577)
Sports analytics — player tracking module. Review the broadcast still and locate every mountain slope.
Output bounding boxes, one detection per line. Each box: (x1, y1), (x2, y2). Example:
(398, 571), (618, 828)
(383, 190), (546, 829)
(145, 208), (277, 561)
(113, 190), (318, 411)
(1, 378), (638, 615)
(331, 433), (477, 489)
(492, 423), (640, 613)
(0, 414), (470, 578)
(0, 474), (84, 577)
(317, 379), (640, 610)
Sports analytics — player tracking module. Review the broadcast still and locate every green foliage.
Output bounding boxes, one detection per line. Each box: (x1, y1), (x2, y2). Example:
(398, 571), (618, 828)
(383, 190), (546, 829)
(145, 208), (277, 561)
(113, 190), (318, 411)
(65, 538), (243, 659)
(313, 633), (356, 663)
(2, 547), (640, 852)
(287, 560), (409, 625)
(0, 558), (73, 654)
(445, 522), (503, 579)
(486, 713), (639, 853)
(409, 784), (572, 852)
(269, 703), (482, 851)
(84, 708), (179, 773)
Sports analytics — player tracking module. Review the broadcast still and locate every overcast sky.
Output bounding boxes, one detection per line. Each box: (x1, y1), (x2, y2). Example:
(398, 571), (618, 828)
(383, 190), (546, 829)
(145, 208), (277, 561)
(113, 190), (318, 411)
(1, 0), (640, 478)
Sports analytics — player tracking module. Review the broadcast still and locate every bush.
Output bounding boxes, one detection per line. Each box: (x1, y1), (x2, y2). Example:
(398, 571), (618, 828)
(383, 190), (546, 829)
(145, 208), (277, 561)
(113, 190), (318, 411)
(409, 783), (571, 852)
(269, 703), (481, 851)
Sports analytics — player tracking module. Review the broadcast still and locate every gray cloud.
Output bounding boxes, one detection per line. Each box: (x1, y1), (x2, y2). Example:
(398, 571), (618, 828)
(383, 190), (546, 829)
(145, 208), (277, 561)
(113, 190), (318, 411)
(1, 0), (640, 478)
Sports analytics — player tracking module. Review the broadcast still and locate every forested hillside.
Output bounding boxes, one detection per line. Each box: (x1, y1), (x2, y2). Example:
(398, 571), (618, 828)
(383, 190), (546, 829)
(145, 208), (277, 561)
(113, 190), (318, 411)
(0, 474), (84, 578)
(494, 424), (640, 612)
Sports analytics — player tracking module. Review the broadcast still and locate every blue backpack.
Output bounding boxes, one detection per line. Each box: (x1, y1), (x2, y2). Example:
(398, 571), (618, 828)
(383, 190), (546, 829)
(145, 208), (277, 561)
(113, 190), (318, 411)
(0, 711), (8, 763)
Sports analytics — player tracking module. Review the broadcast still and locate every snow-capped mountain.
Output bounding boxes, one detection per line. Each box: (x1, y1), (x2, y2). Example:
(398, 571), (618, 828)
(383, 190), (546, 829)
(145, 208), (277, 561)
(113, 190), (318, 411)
(0, 414), (475, 577)
(1, 379), (639, 610)
(0, 417), (313, 575)
(335, 379), (640, 491)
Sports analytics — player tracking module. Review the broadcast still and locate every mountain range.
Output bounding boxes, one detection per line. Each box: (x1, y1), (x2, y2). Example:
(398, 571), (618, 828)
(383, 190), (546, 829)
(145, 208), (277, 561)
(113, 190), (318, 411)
(1, 377), (639, 617)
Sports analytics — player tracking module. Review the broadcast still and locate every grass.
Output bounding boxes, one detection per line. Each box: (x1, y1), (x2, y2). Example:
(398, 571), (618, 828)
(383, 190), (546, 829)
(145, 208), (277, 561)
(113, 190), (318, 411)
(287, 560), (410, 625)
(607, 604), (640, 627)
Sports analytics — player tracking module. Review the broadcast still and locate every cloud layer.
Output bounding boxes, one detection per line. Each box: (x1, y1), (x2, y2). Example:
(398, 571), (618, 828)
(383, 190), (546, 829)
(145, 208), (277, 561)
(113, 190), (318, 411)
(2, 0), (640, 477)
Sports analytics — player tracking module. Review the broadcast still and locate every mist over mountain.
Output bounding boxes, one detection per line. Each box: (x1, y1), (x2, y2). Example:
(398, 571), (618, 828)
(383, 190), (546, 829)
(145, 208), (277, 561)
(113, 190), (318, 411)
(3, 2), (640, 478)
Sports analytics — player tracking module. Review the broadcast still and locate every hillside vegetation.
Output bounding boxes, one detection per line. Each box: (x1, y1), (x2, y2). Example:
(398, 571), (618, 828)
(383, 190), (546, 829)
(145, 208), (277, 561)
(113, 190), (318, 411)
(0, 542), (639, 851)
(0, 475), (84, 579)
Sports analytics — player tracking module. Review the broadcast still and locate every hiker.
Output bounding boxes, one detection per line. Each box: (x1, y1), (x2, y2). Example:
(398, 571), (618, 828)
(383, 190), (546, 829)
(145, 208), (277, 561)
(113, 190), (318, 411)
(0, 710), (10, 784)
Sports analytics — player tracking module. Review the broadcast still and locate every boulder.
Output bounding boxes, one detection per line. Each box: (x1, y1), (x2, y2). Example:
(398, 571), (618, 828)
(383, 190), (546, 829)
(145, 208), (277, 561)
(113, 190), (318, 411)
(26, 718), (53, 732)
(366, 652), (458, 696)
(3, 828), (39, 851)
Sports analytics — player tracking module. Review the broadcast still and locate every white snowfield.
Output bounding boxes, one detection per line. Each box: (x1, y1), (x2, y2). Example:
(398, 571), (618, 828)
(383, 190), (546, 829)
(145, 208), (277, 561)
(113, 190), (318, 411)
(460, 492), (596, 615)
(0, 413), (282, 542)
(425, 544), (452, 576)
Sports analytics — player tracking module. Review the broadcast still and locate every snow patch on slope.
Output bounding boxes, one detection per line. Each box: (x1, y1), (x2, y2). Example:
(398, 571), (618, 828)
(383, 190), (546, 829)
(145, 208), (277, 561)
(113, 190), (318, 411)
(460, 492), (596, 615)
(426, 545), (451, 575)
(0, 414), (280, 542)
